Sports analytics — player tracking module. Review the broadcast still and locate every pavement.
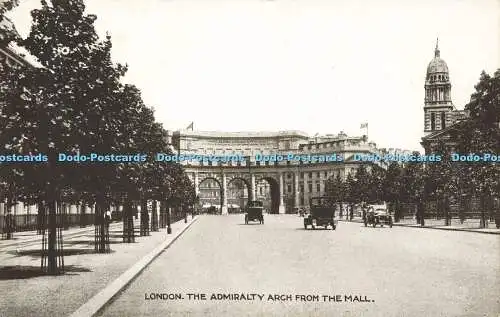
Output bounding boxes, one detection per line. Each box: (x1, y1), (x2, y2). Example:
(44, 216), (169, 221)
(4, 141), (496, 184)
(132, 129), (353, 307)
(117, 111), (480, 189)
(97, 214), (500, 317)
(0, 216), (196, 317)
(338, 217), (500, 235)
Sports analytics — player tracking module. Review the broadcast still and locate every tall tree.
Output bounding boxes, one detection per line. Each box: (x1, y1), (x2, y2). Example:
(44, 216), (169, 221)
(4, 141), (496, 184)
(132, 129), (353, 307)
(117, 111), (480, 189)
(22, 0), (127, 260)
(383, 161), (403, 220)
(454, 70), (500, 227)
(0, 0), (20, 45)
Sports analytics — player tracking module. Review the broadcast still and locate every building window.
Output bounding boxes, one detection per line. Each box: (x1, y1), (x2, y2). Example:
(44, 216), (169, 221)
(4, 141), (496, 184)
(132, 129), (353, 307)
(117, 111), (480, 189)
(441, 112), (446, 129)
(287, 185), (292, 193)
(316, 172), (320, 178)
(300, 197), (304, 205)
(287, 173), (291, 179)
(300, 184), (304, 193)
(300, 172), (304, 178)
(308, 172), (312, 178)
(316, 183), (320, 192)
(324, 171), (327, 177)
(431, 113), (436, 130)
(308, 183), (313, 193)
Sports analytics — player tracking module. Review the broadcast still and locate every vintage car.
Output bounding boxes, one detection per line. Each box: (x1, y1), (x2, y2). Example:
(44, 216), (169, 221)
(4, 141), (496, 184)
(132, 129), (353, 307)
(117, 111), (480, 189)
(245, 200), (264, 224)
(364, 204), (393, 228)
(304, 197), (337, 230)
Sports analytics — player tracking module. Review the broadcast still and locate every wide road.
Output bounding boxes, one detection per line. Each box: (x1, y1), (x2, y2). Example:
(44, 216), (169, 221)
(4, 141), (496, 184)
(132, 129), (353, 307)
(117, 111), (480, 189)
(99, 214), (499, 317)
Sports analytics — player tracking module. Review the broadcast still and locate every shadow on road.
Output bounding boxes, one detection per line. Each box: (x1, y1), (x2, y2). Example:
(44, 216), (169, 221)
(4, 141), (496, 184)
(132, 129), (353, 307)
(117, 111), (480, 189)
(0, 265), (92, 280)
(294, 228), (335, 231)
(7, 248), (116, 258)
(64, 240), (125, 245)
(236, 223), (264, 226)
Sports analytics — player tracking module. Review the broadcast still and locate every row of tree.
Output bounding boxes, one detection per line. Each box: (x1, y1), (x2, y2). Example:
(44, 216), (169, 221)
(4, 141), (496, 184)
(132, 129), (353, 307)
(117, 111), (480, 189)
(326, 69), (500, 227)
(0, 0), (197, 273)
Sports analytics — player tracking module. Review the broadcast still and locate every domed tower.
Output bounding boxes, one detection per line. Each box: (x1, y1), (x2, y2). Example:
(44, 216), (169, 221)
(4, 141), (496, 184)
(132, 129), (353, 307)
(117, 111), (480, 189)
(424, 39), (453, 135)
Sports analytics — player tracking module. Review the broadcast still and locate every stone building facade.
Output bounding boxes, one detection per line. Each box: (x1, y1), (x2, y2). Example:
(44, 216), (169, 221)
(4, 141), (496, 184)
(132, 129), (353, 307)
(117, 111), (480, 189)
(168, 129), (386, 214)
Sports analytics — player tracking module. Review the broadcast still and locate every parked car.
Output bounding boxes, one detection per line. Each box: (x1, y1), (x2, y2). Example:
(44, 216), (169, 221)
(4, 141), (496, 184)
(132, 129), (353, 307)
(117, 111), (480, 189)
(364, 204), (392, 228)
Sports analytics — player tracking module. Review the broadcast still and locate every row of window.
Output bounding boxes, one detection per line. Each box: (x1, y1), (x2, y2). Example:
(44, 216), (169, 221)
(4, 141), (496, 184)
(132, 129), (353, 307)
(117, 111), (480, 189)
(428, 74), (448, 82)
(200, 181), (323, 195)
(287, 183), (322, 194)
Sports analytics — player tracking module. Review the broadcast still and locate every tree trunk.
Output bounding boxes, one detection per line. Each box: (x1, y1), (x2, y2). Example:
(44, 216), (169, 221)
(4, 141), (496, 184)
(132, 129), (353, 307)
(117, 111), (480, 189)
(62, 203), (69, 230)
(151, 200), (158, 232)
(37, 200), (45, 234)
(479, 194), (487, 229)
(159, 200), (166, 228)
(94, 200), (110, 253)
(5, 197), (13, 239)
(140, 199), (149, 236)
(41, 199), (64, 275)
(459, 195), (466, 224)
(417, 200), (425, 226)
(80, 203), (86, 228)
(444, 196), (450, 226)
(122, 200), (135, 243)
(394, 200), (400, 223)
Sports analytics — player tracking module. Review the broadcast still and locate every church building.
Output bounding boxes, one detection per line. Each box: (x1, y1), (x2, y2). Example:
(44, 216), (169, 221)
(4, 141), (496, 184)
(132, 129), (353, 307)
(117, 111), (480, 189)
(421, 40), (469, 154)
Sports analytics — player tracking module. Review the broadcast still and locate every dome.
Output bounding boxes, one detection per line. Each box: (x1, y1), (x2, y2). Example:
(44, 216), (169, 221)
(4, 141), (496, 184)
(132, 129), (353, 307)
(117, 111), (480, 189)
(426, 39), (448, 75)
(427, 57), (449, 74)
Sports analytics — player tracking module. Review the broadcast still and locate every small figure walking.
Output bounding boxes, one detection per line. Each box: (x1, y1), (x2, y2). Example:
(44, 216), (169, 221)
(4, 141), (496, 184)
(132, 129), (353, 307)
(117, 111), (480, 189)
(105, 209), (112, 229)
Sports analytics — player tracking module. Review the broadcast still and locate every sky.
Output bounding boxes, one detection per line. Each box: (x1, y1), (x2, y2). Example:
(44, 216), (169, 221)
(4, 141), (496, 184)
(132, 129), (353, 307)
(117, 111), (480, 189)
(6, 0), (500, 151)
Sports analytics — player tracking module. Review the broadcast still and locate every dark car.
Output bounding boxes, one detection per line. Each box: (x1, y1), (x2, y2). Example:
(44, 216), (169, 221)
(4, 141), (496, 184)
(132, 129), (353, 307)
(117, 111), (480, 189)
(245, 200), (264, 224)
(304, 197), (337, 230)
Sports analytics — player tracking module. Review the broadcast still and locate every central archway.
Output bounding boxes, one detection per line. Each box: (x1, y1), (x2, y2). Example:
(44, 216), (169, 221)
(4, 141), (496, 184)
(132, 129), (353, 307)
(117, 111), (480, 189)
(226, 177), (251, 214)
(256, 177), (280, 214)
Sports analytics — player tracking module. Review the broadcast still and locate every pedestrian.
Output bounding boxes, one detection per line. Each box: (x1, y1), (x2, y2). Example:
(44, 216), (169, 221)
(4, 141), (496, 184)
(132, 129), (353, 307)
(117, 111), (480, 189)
(105, 209), (111, 229)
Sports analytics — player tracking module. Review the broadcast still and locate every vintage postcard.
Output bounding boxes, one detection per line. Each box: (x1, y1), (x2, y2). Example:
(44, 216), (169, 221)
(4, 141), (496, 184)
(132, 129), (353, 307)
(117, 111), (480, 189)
(0, 0), (499, 316)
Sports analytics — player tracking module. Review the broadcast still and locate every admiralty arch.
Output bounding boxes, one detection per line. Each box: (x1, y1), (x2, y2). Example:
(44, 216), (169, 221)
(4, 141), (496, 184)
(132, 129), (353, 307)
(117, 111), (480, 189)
(167, 129), (391, 214)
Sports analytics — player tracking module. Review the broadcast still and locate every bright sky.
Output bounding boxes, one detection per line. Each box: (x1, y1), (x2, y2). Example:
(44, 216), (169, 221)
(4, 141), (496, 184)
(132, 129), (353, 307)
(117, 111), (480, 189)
(7, 0), (500, 151)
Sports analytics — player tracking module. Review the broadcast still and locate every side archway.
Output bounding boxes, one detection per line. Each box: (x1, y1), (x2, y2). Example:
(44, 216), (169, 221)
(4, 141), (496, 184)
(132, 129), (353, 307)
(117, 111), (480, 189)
(197, 177), (222, 214)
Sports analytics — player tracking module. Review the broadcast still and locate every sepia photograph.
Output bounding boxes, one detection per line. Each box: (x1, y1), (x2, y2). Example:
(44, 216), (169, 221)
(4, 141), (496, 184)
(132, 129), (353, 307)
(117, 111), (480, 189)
(0, 0), (499, 316)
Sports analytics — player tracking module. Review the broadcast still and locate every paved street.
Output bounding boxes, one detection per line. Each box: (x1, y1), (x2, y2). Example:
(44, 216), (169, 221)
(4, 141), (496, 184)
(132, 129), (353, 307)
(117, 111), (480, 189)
(0, 219), (193, 317)
(98, 214), (500, 317)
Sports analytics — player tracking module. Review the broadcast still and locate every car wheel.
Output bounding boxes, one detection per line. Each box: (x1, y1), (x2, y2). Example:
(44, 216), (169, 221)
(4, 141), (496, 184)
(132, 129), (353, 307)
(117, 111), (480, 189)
(364, 221), (367, 227)
(373, 222), (376, 228)
(332, 225), (336, 230)
(245, 215), (248, 224)
(304, 224), (307, 230)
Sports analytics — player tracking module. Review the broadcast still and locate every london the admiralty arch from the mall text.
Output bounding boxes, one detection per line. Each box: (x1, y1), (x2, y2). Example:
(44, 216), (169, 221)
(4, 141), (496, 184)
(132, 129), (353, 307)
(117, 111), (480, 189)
(168, 129), (391, 215)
